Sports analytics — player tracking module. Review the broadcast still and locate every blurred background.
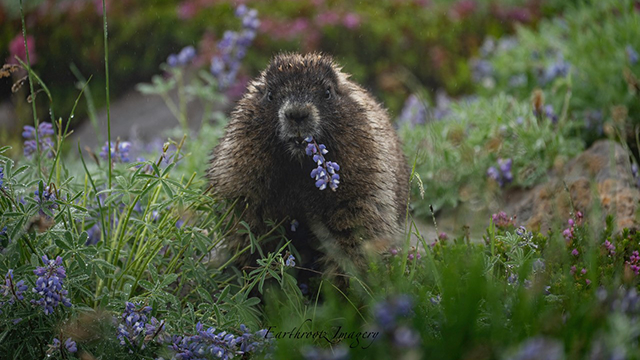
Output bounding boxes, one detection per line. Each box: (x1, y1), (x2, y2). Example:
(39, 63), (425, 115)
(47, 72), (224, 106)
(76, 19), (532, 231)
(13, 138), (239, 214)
(1, 0), (569, 145)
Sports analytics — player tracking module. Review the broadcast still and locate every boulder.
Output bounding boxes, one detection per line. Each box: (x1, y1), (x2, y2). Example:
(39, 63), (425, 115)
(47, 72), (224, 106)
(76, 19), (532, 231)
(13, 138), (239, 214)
(510, 140), (639, 232)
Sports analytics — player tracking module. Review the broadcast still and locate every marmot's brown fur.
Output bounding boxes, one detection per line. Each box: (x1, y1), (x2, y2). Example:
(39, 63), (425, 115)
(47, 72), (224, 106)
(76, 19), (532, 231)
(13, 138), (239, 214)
(208, 52), (410, 279)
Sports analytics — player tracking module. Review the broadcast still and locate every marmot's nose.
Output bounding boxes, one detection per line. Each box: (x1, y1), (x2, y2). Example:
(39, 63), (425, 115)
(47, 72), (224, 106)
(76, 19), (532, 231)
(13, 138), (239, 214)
(285, 108), (310, 124)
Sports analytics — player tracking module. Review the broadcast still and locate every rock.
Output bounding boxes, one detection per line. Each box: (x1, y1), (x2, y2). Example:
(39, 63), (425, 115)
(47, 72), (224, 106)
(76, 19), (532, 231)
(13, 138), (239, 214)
(511, 140), (639, 232)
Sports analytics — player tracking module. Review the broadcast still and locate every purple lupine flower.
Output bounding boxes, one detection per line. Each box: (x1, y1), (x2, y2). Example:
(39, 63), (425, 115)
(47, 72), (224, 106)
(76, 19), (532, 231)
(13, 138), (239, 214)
(0, 166), (4, 188)
(65, 338), (78, 353)
(166, 45), (196, 67)
(541, 55), (571, 85)
(165, 322), (273, 359)
(570, 265), (577, 275)
(285, 255), (296, 267)
(470, 58), (493, 82)
(394, 326), (420, 348)
(35, 185), (58, 217)
(627, 251), (640, 275)
(100, 141), (132, 164)
(0, 270), (28, 313)
(22, 122), (55, 158)
(506, 337), (564, 360)
(290, 219), (299, 232)
(571, 248), (579, 256)
(373, 295), (413, 331)
(397, 94), (428, 127)
(31, 255), (72, 315)
(117, 302), (153, 349)
(306, 136), (341, 191)
(627, 45), (639, 65)
(487, 158), (513, 187)
(210, 5), (260, 89)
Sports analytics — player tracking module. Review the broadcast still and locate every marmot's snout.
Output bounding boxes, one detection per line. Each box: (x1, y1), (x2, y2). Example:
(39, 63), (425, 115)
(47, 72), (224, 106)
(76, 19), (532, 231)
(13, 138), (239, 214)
(278, 100), (320, 154)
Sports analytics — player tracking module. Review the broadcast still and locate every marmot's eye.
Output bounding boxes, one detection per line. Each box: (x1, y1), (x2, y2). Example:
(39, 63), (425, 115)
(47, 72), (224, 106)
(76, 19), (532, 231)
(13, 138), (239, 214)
(325, 88), (332, 100)
(267, 91), (273, 102)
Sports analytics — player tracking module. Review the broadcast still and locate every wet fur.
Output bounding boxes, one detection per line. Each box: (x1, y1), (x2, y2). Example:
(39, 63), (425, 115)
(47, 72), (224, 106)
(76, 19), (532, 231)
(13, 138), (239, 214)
(207, 52), (410, 279)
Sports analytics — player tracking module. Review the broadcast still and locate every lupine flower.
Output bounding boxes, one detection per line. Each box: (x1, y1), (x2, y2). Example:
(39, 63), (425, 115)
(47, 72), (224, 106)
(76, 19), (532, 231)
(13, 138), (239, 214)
(306, 136), (341, 191)
(394, 326), (420, 348)
(285, 255), (296, 267)
(571, 248), (579, 256)
(35, 185), (58, 217)
(505, 337), (564, 360)
(438, 232), (448, 241)
(31, 255), (72, 315)
(22, 122), (55, 158)
(470, 58), (493, 82)
(167, 45), (197, 67)
(210, 5), (260, 89)
(85, 224), (101, 246)
(0, 270), (28, 313)
(487, 158), (513, 187)
(397, 94), (428, 127)
(544, 104), (558, 123)
(0, 166), (4, 188)
(117, 302), (153, 349)
(65, 338), (78, 353)
(47, 337), (77, 355)
(627, 45), (639, 65)
(290, 219), (299, 232)
(570, 265), (577, 275)
(165, 322), (273, 359)
(100, 141), (132, 164)
(541, 55), (571, 85)
(373, 295), (413, 331)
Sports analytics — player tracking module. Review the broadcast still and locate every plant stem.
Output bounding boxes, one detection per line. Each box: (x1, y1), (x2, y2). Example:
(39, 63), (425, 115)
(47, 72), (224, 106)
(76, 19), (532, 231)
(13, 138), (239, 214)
(19, 0), (41, 179)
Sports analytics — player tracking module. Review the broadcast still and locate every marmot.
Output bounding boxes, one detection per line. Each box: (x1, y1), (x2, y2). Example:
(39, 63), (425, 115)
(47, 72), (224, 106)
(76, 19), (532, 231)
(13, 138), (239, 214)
(207, 52), (410, 279)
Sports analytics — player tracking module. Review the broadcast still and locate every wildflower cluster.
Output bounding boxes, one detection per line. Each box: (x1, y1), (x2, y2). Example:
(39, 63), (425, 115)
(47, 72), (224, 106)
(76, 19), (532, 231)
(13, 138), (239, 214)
(31, 255), (72, 315)
(487, 158), (513, 187)
(167, 46), (196, 67)
(0, 270), (27, 313)
(470, 36), (518, 89)
(562, 212), (582, 242)
(100, 140), (132, 164)
(626, 251), (640, 276)
(210, 5), (260, 89)
(23, 122), (55, 158)
(538, 54), (571, 86)
(47, 337), (77, 355)
(165, 322), (273, 359)
(305, 136), (340, 191)
(372, 295), (420, 348)
(0, 166), (4, 188)
(116, 302), (161, 349)
(491, 211), (516, 229)
(603, 239), (616, 257)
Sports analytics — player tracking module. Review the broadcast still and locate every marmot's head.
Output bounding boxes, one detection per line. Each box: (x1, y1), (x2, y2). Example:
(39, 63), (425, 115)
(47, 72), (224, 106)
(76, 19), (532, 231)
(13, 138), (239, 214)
(248, 53), (348, 159)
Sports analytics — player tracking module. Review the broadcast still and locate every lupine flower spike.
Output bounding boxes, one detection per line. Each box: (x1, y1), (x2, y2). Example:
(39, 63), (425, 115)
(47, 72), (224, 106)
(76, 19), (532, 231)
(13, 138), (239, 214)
(305, 136), (340, 191)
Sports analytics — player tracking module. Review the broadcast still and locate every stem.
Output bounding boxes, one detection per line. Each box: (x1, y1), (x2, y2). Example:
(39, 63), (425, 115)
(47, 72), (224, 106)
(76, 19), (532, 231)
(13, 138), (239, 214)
(102, 0), (112, 191)
(19, 0), (41, 179)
